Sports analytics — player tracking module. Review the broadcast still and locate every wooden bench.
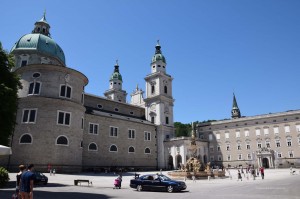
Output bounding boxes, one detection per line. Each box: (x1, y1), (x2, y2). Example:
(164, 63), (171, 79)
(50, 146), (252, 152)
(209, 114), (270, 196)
(74, 179), (92, 186)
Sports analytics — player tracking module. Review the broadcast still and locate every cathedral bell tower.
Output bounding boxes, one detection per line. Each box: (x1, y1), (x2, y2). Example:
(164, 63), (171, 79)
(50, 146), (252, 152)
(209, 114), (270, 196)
(231, 93), (241, 119)
(144, 41), (175, 169)
(104, 61), (127, 103)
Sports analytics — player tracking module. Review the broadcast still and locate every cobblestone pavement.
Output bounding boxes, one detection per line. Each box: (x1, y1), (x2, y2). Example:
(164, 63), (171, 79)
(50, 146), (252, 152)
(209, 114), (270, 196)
(1, 168), (300, 199)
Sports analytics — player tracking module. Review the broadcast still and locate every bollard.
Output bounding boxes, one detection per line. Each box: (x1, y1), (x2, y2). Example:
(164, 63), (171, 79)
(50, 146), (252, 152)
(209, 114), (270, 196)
(208, 176), (210, 181)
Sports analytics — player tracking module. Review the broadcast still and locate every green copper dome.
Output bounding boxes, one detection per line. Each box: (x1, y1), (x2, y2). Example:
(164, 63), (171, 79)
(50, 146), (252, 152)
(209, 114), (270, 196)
(11, 33), (65, 65)
(110, 63), (123, 81)
(151, 42), (166, 64)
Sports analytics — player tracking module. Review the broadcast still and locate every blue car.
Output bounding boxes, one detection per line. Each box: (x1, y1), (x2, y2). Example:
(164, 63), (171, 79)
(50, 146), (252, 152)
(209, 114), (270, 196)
(130, 174), (187, 193)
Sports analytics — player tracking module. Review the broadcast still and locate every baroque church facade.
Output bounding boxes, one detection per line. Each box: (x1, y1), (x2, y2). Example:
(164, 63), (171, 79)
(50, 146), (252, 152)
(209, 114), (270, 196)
(1, 14), (299, 171)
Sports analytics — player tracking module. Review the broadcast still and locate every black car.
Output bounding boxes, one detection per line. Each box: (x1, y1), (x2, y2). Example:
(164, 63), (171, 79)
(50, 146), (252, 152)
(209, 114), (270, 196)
(130, 174), (186, 193)
(33, 172), (48, 185)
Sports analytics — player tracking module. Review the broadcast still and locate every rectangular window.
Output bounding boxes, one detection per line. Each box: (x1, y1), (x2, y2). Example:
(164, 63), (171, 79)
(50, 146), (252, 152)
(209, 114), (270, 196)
(266, 141), (270, 148)
(276, 140), (281, 147)
(284, 126), (290, 133)
(227, 155), (231, 161)
(209, 134), (213, 141)
(226, 144), (230, 151)
(296, 125), (300, 132)
(287, 138), (292, 147)
(151, 117), (155, 124)
(274, 127), (279, 134)
(21, 60), (27, 67)
(246, 144), (251, 150)
(110, 126), (118, 137)
(216, 134), (220, 140)
(209, 146), (214, 153)
(60, 85), (72, 99)
(210, 156), (214, 161)
(165, 117), (169, 125)
(264, 128), (269, 135)
(237, 144), (241, 150)
(28, 82), (41, 95)
(89, 123), (99, 134)
(22, 109), (37, 123)
(236, 131), (240, 138)
(128, 129), (135, 139)
(218, 155), (222, 161)
(288, 151), (294, 158)
(81, 118), (84, 129)
(255, 129), (261, 136)
(238, 154), (242, 160)
(244, 130), (249, 137)
(247, 153), (252, 160)
(144, 131), (151, 141)
(57, 111), (71, 125)
(225, 132), (229, 139)
(257, 143), (262, 149)
(217, 146), (221, 152)
(298, 137), (300, 145)
(277, 152), (282, 158)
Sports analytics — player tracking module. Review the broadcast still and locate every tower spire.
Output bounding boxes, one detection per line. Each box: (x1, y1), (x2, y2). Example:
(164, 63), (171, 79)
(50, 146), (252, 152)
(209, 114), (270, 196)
(231, 93), (241, 119)
(32, 11), (50, 36)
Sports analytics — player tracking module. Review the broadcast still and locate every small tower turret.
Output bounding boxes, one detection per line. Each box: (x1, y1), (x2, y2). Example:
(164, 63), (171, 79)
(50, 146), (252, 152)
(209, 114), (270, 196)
(151, 40), (167, 73)
(231, 93), (241, 119)
(32, 11), (51, 37)
(104, 60), (127, 103)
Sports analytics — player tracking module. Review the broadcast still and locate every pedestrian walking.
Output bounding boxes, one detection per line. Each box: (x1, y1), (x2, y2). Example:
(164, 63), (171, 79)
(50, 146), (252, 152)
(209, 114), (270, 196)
(260, 167), (265, 179)
(20, 164), (35, 199)
(237, 170), (242, 181)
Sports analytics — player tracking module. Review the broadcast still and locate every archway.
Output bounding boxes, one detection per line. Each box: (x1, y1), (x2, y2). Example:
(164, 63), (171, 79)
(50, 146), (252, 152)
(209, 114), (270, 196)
(203, 155), (207, 164)
(176, 154), (182, 169)
(168, 155), (174, 170)
(262, 157), (269, 168)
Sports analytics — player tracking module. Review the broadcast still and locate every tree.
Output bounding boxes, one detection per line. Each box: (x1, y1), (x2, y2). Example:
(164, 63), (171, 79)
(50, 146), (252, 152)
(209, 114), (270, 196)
(0, 42), (22, 146)
(174, 122), (192, 137)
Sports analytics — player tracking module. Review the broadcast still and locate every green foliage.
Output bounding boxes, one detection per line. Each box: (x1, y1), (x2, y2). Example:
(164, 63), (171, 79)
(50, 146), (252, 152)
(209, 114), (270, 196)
(0, 42), (22, 145)
(0, 167), (10, 187)
(174, 122), (192, 137)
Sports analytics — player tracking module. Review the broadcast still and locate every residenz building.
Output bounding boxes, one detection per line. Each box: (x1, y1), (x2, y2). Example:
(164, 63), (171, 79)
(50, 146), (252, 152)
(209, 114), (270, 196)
(0, 14), (299, 172)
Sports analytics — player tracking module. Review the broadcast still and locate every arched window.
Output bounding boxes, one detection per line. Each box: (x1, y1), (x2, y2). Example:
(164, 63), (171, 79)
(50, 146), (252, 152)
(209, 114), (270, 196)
(88, 143), (98, 151)
(20, 134), (32, 144)
(128, 146), (135, 153)
(56, 136), (68, 146)
(164, 86), (167, 94)
(145, 147), (151, 154)
(110, 144), (118, 152)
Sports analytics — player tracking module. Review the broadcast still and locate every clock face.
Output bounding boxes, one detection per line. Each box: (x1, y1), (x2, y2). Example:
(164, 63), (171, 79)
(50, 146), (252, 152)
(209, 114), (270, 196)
(150, 104), (156, 111)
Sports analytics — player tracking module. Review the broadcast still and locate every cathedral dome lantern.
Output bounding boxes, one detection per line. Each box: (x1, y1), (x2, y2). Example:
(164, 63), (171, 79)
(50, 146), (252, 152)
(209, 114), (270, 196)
(151, 40), (166, 64)
(110, 61), (123, 82)
(10, 13), (66, 68)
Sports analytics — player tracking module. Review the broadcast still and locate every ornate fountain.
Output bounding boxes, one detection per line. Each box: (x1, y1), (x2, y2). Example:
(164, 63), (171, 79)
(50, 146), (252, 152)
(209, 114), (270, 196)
(168, 122), (225, 179)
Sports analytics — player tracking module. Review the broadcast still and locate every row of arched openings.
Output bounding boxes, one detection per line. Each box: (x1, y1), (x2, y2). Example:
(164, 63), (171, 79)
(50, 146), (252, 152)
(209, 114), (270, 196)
(19, 134), (151, 154)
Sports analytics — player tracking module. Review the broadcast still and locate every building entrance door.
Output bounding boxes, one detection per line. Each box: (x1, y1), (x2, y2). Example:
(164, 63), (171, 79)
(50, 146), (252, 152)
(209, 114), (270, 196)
(262, 157), (269, 168)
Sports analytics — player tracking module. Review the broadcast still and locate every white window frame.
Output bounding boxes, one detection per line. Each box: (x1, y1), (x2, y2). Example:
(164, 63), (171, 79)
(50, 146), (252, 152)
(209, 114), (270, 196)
(28, 81), (41, 95)
(209, 146), (214, 153)
(55, 135), (69, 146)
(257, 142), (262, 149)
(88, 142), (98, 151)
(110, 126), (118, 137)
(298, 137), (300, 145)
(266, 140), (271, 148)
(238, 154), (242, 160)
(284, 125), (290, 133)
(263, 128), (269, 135)
(109, 144), (118, 152)
(275, 139), (281, 147)
(237, 143), (241, 150)
(244, 130), (249, 137)
(227, 155), (231, 161)
(128, 129), (136, 139)
(216, 134), (220, 140)
(59, 84), (72, 99)
(128, 146), (135, 153)
(144, 131), (151, 141)
(236, 131), (240, 138)
(246, 144), (251, 150)
(225, 132), (229, 139)
(296, 125), (300, 132)
(288, 151), (294, 158)
(217, 146), (221, 152)
(144, 147), (151, 154)
(273, 126), (279, 134)
(22, 108), (37, 124)
(209, 134), (213, 141)
(247, 153), (252, 160)
(19, 133), (33, 144)
(89, 123), (99, 135)
(57, 110), (71, 126)
(255, 129), (261, 136)
(218, 155), (222, 161)
(277, 152), (282, 158)
(226, 144), (230, 151)
(286, 138), (292, 147)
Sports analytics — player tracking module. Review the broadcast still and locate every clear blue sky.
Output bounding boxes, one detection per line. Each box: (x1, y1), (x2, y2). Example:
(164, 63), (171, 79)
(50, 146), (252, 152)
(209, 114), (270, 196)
(1, 0), (300, 123)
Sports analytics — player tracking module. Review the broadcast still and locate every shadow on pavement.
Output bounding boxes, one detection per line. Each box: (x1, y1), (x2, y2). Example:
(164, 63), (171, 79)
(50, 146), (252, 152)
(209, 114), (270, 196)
(0, 190), (111, 199)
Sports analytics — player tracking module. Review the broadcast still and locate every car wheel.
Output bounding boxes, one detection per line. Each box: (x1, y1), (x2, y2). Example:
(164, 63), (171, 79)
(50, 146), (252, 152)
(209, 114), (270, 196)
(167, 185), (174, 193)
(137, 185), (142, 192)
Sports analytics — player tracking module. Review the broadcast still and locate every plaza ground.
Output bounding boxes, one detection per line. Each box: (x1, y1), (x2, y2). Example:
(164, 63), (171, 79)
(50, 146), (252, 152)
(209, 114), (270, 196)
(1, 168), (300, 199)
